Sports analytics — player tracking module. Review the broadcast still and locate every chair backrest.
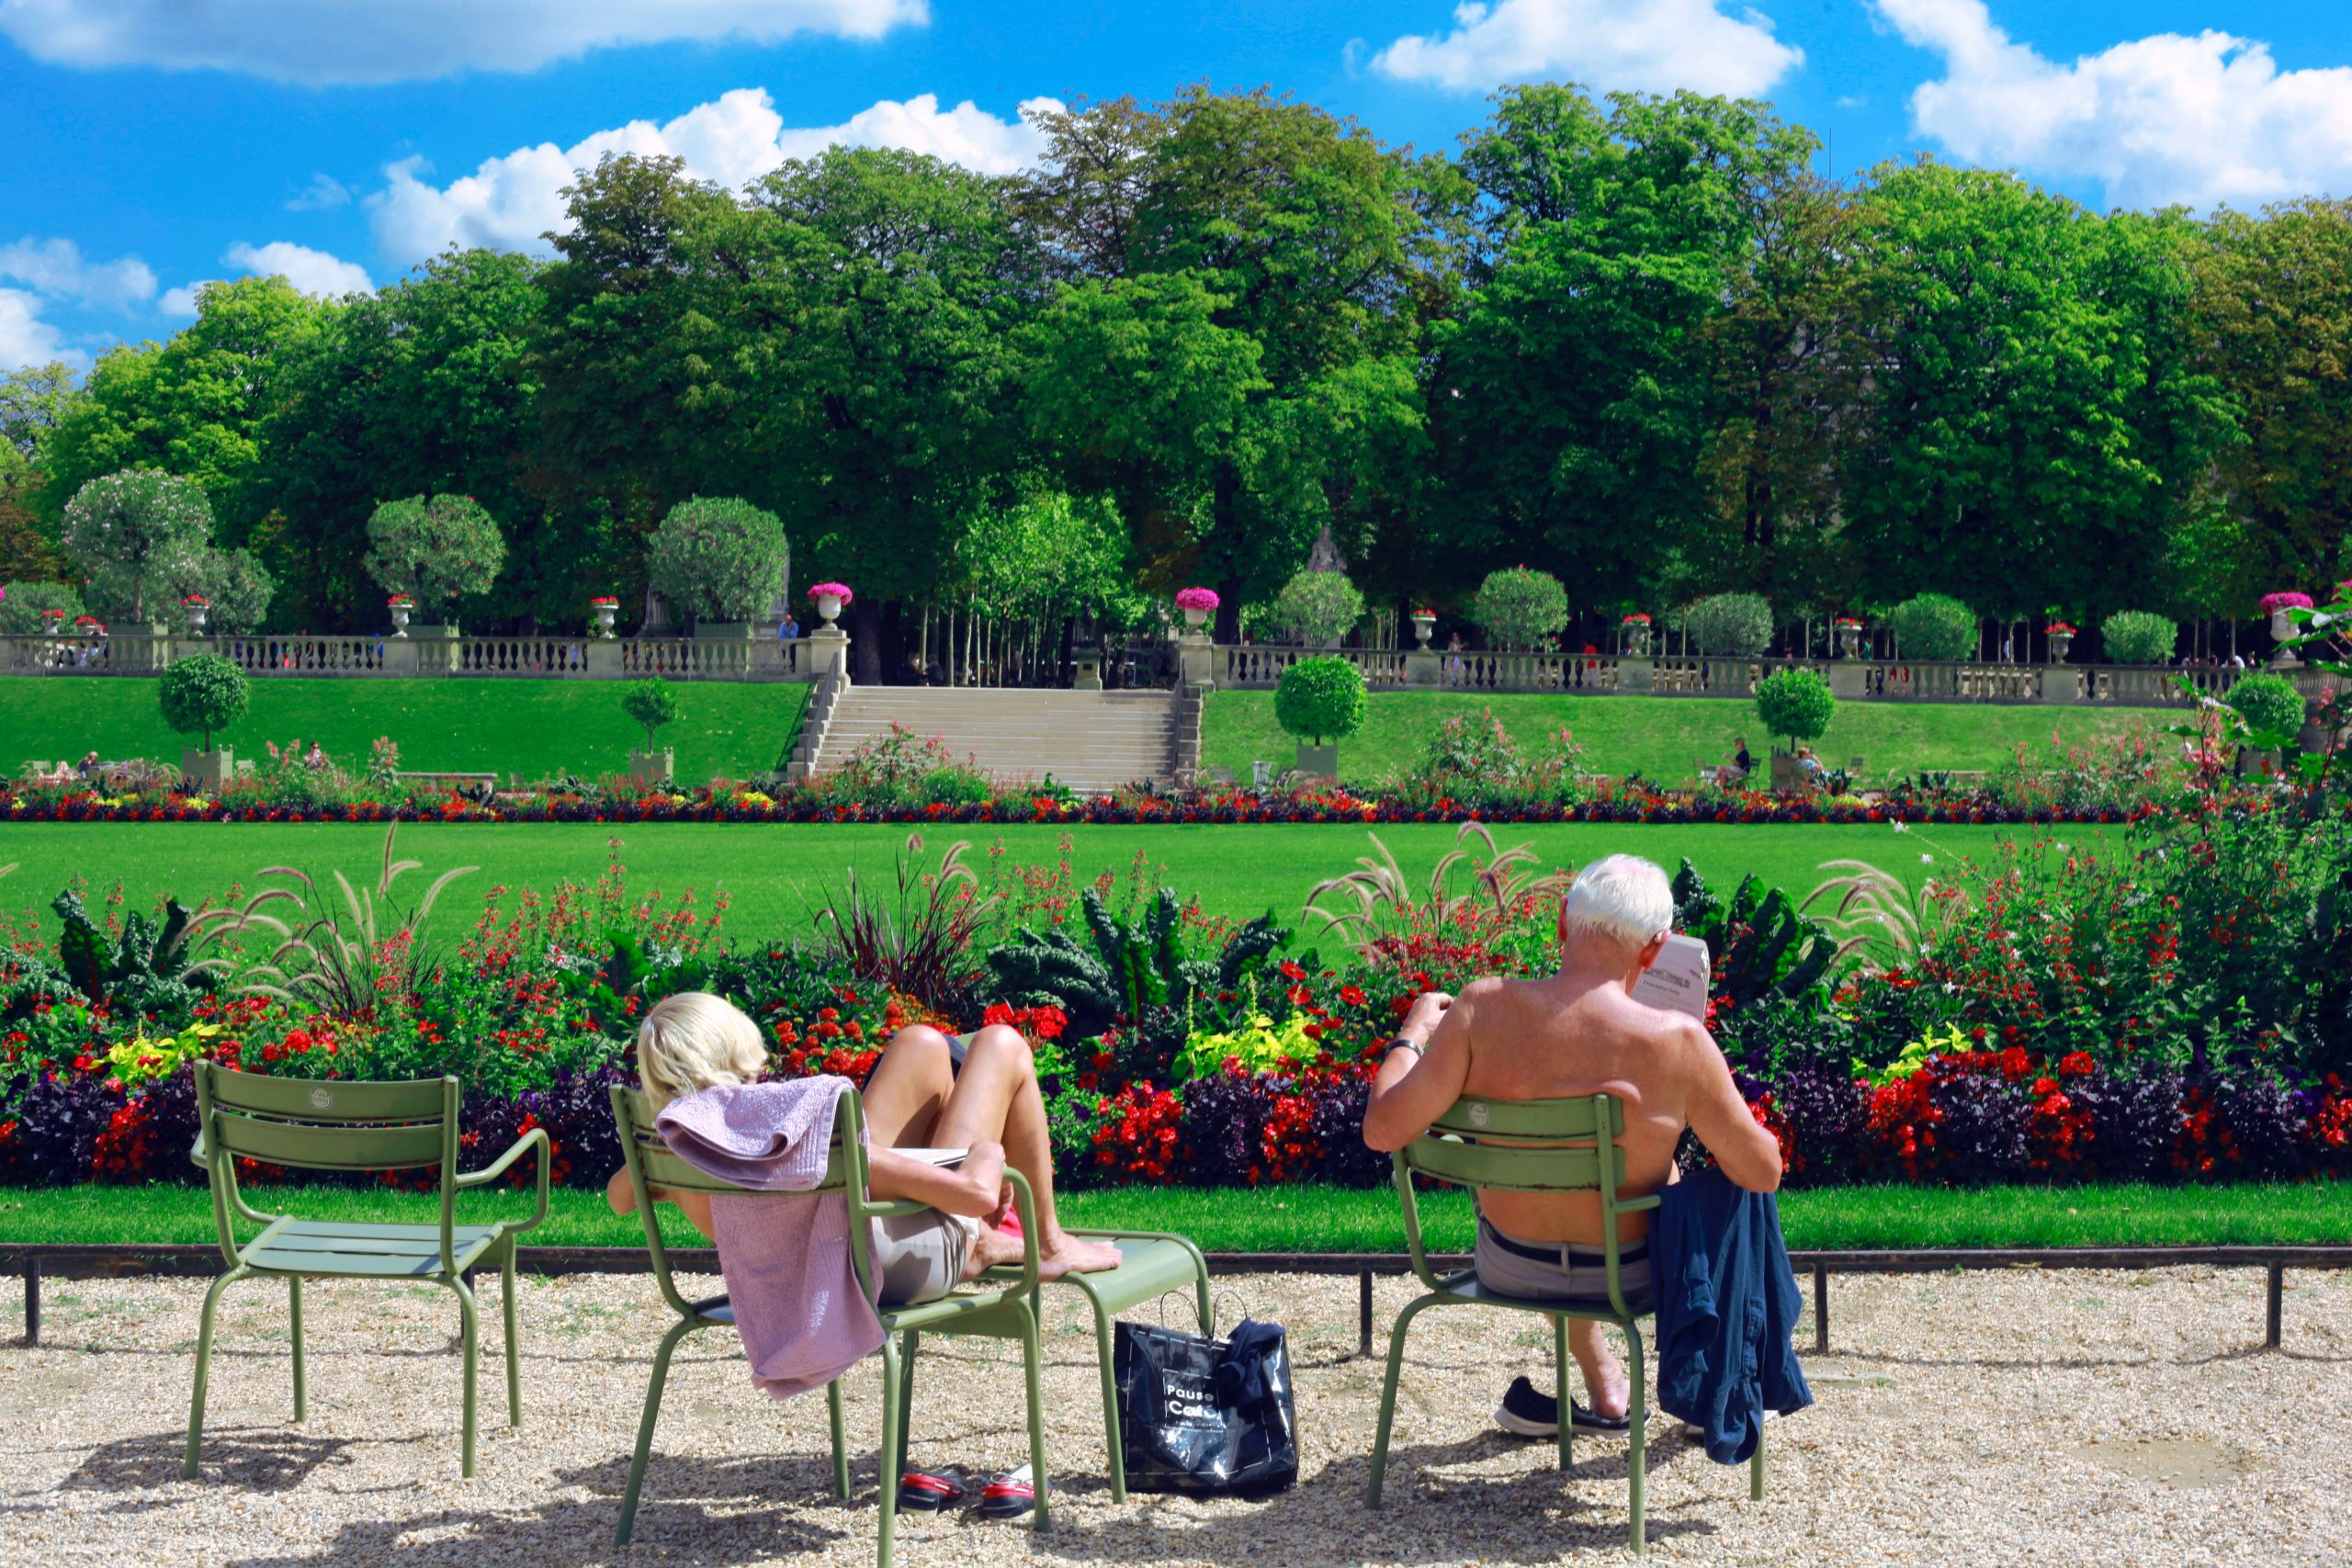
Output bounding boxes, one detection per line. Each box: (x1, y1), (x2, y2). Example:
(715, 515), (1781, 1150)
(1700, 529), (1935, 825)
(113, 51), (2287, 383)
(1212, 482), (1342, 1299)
(609, 1081), (898, 1319)
(193, 1060), (462, 1270)
(1392, 1093), (1655, 1318)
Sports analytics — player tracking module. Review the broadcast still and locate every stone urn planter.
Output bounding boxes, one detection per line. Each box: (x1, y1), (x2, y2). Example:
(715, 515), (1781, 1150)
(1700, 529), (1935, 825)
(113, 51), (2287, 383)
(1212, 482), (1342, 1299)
(1769, 750), (1802, 795)
(181, 747), (234, 793)
(629, 749), (674, 790)
(389, 602), (413, 637)
(591, 599), (618, 637)
(1411, 612), (1436, 648)
(1295, 742), (1340, 782)
(1182, 606), (1209, 632)
(815, 592), (846, 626)
(1834, 623), (1864, 660)
(182, 600), (209, 636)
(2047, 631), (2075, 662)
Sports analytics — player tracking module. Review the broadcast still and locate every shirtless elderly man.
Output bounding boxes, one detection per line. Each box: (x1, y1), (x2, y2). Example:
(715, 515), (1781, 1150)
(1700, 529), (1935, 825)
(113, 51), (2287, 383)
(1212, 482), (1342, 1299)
(1363, 853), (1783, 1438)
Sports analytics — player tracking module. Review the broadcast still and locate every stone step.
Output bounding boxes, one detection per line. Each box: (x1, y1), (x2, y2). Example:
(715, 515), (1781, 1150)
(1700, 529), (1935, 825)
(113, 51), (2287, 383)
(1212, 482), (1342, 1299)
(808, 686), (1181, 789)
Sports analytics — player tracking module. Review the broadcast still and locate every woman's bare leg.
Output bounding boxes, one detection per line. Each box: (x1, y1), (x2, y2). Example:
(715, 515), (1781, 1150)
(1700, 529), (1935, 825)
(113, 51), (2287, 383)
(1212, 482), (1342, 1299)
(930, 1025), (1120, 1278)
(861, 1026), (956, 1148)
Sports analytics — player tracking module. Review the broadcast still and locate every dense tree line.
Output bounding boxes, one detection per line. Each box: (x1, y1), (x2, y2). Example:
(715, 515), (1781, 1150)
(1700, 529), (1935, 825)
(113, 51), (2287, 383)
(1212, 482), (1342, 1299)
(6, 83), (2352, 674)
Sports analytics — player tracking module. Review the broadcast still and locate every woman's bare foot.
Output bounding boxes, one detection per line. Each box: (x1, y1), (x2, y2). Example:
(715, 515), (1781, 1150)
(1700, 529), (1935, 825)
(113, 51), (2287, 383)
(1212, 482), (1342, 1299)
(960, 1223), (1028, 1280)
(1036, 1232), (1123, 1280)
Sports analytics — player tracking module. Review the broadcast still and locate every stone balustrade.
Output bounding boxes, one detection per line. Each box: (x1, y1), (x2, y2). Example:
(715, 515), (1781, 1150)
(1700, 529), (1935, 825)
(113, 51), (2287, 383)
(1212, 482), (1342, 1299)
(0, 632), (825, 682)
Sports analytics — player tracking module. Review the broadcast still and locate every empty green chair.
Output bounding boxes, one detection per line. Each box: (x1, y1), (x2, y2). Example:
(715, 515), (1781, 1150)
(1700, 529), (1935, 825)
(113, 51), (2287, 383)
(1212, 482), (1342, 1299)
(183, 1062), (550, 1479)
(1365, 1093), (1767, 1554)
(610, 1083), (1052, 1568)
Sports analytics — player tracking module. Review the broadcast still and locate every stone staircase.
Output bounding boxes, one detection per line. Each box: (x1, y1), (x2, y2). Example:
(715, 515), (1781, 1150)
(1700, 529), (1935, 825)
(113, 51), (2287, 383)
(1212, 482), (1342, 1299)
(805, 686), (1183, 794)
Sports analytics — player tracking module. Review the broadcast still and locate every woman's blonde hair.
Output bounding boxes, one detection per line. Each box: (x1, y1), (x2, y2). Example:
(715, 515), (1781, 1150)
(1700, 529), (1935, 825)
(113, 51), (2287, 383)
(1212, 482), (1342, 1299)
(637, 992), (767, 1110)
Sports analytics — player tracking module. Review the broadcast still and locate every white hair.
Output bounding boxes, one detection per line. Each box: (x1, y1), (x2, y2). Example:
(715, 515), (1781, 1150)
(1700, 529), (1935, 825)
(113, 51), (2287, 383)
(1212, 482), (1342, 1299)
(1561, 854), (1674, 954)
(636, 991), (767, 1110)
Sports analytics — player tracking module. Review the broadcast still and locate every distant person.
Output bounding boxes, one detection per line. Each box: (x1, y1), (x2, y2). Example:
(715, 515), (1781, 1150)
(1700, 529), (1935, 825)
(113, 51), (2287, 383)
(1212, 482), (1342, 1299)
(779, 614), (800, 641)
(1796, 746), (1824, 781)
(1729, 737), (1754, 781)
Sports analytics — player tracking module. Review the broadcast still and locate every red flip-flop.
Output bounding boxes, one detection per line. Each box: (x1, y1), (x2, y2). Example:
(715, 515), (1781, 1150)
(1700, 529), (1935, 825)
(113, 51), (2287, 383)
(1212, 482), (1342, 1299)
(976, 1464), (1035, 1520)
(896, 1467), (970, 1512)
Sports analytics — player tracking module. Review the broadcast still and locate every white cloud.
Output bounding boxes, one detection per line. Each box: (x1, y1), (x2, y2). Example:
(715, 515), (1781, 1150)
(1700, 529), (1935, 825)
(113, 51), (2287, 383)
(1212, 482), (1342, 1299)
(163, 241), (376, 317)
(1878, 0), (2352, 209)
(368, 87), (1060, 266)
(0, 237), (158, 312)
(0, 0), (926, 86)
(286, 174), (353, 212)
(0, 288), (85, 373)
(1369, 0), (1803, 96)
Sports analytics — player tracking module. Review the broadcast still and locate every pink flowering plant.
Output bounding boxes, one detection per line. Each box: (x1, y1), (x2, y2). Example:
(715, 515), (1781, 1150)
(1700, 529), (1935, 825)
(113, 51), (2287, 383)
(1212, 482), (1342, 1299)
(1174, 587), (1220, 613)
(808, 581), (854, 605)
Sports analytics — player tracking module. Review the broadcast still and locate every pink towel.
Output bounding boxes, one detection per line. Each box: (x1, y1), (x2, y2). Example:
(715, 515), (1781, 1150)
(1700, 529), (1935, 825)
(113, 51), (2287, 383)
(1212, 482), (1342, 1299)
(655, 1077), (884, 1401)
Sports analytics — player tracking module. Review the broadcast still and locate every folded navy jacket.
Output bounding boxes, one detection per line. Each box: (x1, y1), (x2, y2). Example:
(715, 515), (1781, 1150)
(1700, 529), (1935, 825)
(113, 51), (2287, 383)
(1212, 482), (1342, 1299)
(1652, 1166), (1815, 1463)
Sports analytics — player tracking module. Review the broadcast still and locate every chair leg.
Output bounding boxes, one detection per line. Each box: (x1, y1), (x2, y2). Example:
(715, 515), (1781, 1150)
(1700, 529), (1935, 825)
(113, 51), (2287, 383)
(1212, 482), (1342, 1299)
(828, 1379), (852, 1501)
(616, 1317), (698, 1546)
(1750, 1420), (1766, 1502)
(183, 1268), (245, 1479)
(446, 1274), (481, 1479)
(288, 1275), (307, 1422)
(893, 1330), (920, 1483)
(1366, 1294), (1437, 1509)
(1553, 1315), (1573, 1472)
(1091, 1295), (1127, 1503)
(1623, 1320), (1647, 1556)
(876, 1337), (902, 1568)
(1020, 1297), (1050, 1533)
(501, 1241), (521, 1426)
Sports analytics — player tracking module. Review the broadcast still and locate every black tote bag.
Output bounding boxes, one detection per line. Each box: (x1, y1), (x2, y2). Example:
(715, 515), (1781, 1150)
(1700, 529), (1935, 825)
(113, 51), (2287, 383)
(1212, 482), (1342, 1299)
(1113, 1316), (1298, 1495)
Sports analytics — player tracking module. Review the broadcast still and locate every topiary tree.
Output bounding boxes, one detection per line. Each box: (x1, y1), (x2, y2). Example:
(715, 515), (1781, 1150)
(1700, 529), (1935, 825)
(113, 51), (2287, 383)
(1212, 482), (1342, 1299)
(158, 653), (249, 753)
(364, 494), (506, 619)
(647, 496), (789, 626)
(1889, 592), (1977, 661)
(621, 677), (682, 753)
(2100, 609), (2177, 667)
(61, 470), (214, 624)
(1682, 592), (1774, 656)
(1472, 566), (1570, 650)
(1272, 568), (1365, 647)
(2225, 671), (2305, 742)
(1754, 667), (1836, 750)
(1273, 655), (1367, 746)
(0, 580), (84, 635)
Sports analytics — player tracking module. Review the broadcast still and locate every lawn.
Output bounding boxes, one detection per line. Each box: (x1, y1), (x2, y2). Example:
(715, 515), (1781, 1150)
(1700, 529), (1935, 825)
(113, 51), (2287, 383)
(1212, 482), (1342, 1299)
(0, 818), (2046, 939)
(4, 1180), (2342, 1253)
(1201, 690), (2149, 787)
(0, 676), (809, 784)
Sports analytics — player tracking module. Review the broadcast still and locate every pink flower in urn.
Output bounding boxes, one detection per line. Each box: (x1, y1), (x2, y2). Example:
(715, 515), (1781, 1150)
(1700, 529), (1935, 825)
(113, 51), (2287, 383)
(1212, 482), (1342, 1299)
(2259, 592), (2314, 614)
(808, 581), (854, 606)
(1174, 587), (1220, 613)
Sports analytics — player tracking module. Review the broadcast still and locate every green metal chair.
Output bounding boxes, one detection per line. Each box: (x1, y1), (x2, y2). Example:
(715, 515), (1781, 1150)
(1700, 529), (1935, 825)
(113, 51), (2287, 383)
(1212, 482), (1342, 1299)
(1365, 1093), (1766, 1554)
(183, 1061), (551, 1479)
(610, 1083), (1053, 1568)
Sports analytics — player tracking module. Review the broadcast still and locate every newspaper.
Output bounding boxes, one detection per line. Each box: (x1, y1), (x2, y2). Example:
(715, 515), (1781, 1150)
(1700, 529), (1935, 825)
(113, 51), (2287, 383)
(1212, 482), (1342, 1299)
(1628, 932), (1712, 1021)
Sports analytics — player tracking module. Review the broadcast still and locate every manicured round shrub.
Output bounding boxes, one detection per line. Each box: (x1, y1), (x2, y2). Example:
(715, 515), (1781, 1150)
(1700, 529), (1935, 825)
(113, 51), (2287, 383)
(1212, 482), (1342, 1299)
(2099, 609), (2177, 667)
(648, 496), (789, 625)
(365, 493), (506, 614)
(1273, 656), (1367, 745)
(1471, 567), (1569, 650)
(157, 653), (250, 752)
(2225, 671), (2306, 740)
(1888, 592), (1977, 662)
(621, 677), (682, 752)
(1754, 667), (1836, 747)
(0, 580), (84, 635)
(1682, 592), (1774, 657)
(1272, 569), (1364, 647)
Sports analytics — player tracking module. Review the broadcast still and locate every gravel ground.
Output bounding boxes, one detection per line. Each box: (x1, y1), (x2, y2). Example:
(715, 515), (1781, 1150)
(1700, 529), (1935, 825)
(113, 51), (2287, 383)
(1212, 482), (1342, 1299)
(3, 1264), (2347, 1566)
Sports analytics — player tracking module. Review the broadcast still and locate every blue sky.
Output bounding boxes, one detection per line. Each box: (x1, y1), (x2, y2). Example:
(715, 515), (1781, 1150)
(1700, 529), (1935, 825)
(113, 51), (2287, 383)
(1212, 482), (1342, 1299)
(6, 0), (2352, 374)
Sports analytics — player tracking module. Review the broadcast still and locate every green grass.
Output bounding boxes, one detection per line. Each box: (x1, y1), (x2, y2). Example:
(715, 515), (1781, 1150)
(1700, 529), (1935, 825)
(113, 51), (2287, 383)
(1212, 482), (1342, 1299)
(0, 677), (809, 784)
(1202, 689), (2148, 786)
(4, 1180), (2341, 1253)
(0, 818), (2048, 940)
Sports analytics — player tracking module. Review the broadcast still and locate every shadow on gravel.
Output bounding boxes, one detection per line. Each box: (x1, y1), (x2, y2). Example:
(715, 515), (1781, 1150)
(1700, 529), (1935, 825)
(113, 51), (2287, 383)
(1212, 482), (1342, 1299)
(52, 1427), (355, 1509)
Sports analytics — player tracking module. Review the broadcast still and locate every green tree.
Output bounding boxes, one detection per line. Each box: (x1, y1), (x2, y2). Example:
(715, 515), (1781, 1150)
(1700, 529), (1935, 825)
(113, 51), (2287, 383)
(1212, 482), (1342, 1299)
(1754, 667), (1835, 749)
(0, 579), (82, 634)
(1272, 655), (1367, 745)
(1023, 87), (1451, 639)
(646, 496), (788, 626)
(621, 677), (682, 752)
(2100, 609), (2178, 666)
(1272, 568), (1365, 646)
(364, 494), (506, 619)
(1434, 87), (1816, 604)
(0, 363), (81, 581)
(60, 469), (214, 624)
(158, 653), (250, 752)
(1470, 565), (1570, 649)
(1888, 592), (1978, 661)
(1682, 592), (1774, 656)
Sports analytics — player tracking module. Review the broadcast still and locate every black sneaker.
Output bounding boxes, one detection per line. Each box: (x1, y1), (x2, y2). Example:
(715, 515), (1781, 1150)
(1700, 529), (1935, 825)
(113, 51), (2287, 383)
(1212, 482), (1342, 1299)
(1494, 1375), (1632, 1438)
